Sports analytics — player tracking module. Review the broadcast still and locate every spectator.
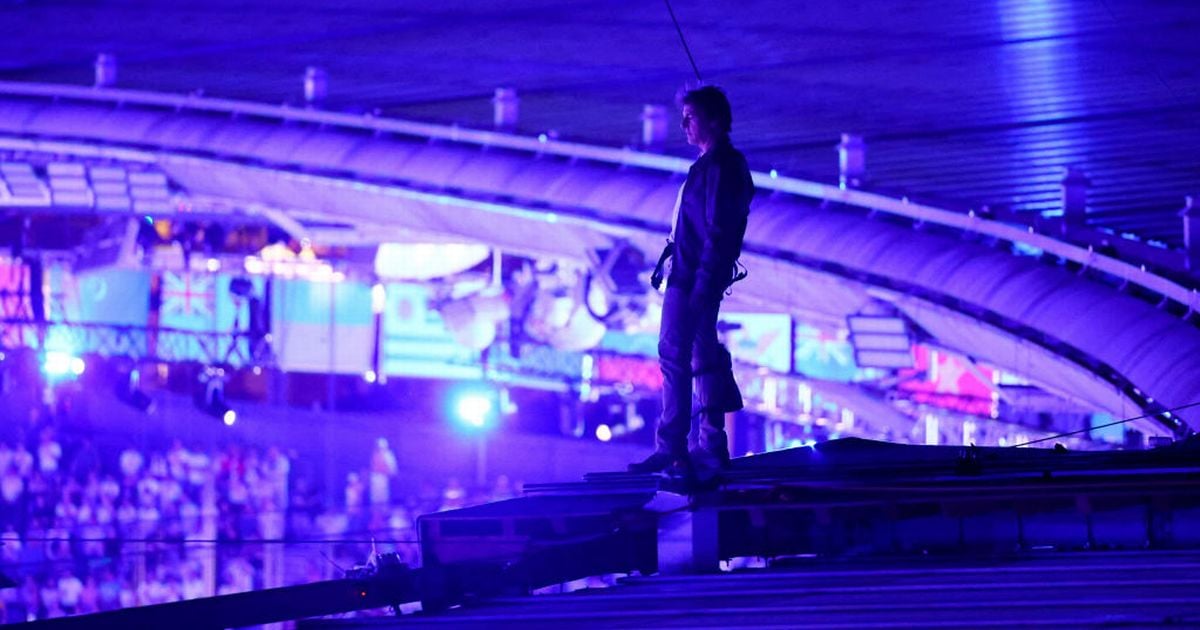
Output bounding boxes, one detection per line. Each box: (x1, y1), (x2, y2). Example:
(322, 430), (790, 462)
(17, 575), (40, 622)
(68, 439), (100, 484)
(0, 580), (17, 623)
(97, 568), (121, 611)
(491, 474), (516, 501)
(262, 446), (290, 510)
(166, 439), (189, 483)
(0, 441), (12, 475)
(1, 462), (23, 529)
(79, 508), (106, 558)
(147, 452), (168, 481)
(1, 419), (525, 622)
(217, 558), (254, 595)
(368, 438), (397, 509)
(439, 477), (466, 512)
(115, 498), (137, 536)
(288, 476), (319, 537)
(118, 579), (135, 609)
(45, 517), (71, 562)
(185, 448), (210, 496)
(12, 441), (33, 477)
(179, 496), (200, 537)
(182, 561), (207, 600)
(118, 446), (143, 482)
(77, 576), (100, 615)
(35, 427), (61, 475)
(39, 576), (62, 619)
(344, 472), (365, 514)
(57, 570), (83, 615)
(258, 496), (285, 539)
(0, 525), (20, 562)
(25, 407), (49, 448)
(99, 474), (120, 506)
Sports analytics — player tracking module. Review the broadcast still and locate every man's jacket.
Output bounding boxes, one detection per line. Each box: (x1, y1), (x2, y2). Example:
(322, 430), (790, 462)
(669, 136), (754, 294)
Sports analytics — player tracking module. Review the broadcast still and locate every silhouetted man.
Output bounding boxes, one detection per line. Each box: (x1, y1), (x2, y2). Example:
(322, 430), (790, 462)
(630, 86), (753, 477)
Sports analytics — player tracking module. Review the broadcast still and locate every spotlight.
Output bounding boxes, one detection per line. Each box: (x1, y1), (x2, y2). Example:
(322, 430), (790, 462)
(222, 408), (237, 427)
(452, 388), (496, 430)
(43, 353), (69, 376)
(595, 424), (613, 442)
(457, 395), (493, 428)
(42, 351), (85, 380)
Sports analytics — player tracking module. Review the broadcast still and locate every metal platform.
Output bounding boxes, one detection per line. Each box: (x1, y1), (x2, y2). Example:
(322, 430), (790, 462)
(299, 551), (1200, 628)
(320, 438), (1200, 626)
(423, 437), (1200, 575)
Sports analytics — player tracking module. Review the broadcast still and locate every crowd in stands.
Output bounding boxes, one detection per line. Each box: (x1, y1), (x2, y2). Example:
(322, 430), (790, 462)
(0, 418), (518, 623)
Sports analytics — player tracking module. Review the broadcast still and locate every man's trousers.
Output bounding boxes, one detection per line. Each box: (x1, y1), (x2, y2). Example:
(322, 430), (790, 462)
(656, 285), (743, 457)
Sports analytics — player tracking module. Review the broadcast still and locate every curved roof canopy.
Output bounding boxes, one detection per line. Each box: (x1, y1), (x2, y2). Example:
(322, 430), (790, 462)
(2, 88), (1198, 436)
(2, 0), (1197, 243)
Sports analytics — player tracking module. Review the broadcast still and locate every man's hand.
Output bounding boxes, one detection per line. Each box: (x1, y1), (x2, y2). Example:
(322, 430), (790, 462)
(689, 270), (725, 309)
(650, 241), (674, 291)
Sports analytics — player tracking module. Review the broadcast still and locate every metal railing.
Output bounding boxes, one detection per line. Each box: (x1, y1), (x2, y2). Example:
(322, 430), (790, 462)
(0, 319), (269, 367)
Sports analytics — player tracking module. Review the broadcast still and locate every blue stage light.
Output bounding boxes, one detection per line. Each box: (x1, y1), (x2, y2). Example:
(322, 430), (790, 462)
(43, 351), (85, 379)
(454, 390), (496, 429)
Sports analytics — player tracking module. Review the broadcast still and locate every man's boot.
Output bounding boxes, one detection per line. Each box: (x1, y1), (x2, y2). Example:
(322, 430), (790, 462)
(692, 426), (731, 471)
(628, 450), (694, 478)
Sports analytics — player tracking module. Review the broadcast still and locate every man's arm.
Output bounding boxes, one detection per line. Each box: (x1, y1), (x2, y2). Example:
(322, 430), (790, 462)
(697, 155), (750, 294)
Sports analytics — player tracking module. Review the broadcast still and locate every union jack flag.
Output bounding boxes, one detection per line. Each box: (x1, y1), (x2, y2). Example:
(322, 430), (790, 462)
(160, 272), (215, 331)
(794, 324), (858, 381)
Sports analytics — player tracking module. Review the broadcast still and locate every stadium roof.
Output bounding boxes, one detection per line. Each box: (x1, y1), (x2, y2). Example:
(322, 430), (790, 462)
(2, 0), (1197, 244)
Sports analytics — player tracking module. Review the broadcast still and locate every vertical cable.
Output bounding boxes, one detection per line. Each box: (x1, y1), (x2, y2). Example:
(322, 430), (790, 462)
(664, 0), (703, 84)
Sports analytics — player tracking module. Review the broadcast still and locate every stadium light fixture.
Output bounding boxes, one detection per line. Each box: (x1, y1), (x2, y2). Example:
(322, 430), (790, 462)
(42, 350), (85, 380)
(451, 385), (498, 430)
(456, 393), (494, 429)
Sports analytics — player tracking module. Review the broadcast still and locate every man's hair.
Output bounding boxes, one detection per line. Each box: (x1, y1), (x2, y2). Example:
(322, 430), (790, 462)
(682, 85), (733, 134)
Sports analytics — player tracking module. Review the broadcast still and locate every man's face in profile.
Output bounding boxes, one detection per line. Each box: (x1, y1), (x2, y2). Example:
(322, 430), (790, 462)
(681, 103), (717, 148)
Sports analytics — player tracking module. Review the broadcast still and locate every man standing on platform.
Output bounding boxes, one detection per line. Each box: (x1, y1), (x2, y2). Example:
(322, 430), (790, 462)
(630, 86), (754, 477)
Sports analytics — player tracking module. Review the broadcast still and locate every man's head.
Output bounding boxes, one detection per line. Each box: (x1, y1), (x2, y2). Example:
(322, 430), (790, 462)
(681, 86), (732, 149)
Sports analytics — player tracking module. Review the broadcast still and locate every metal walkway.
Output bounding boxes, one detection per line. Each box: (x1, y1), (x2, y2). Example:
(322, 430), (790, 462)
(301, 551), (1200, 628)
